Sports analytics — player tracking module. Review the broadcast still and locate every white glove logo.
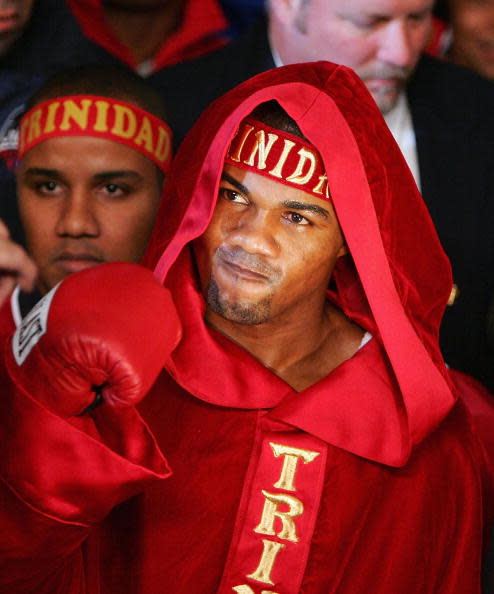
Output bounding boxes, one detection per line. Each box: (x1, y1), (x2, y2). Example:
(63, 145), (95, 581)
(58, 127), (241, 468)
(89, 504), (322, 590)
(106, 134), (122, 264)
(12, 283), (60, 366)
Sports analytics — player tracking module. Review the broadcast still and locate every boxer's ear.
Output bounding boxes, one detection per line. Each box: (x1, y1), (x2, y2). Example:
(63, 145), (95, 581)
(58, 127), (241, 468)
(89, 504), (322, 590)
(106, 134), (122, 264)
(337, 243), (348, 259)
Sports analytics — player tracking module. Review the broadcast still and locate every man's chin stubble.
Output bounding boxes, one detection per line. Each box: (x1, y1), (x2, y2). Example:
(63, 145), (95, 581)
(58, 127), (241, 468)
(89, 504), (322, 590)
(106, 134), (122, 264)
(206, 278), (273, 325)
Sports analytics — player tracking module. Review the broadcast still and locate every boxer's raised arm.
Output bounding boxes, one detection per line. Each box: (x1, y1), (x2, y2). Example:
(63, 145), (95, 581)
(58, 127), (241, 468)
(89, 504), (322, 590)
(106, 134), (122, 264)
(0, 262), (180, 591)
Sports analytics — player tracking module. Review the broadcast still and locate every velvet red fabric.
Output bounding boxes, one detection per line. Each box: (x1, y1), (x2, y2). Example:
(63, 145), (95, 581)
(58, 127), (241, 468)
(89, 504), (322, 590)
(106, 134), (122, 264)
(145, 61), (456, 467)
(0, 292), (16, 345)
(0, 62), (491, 592)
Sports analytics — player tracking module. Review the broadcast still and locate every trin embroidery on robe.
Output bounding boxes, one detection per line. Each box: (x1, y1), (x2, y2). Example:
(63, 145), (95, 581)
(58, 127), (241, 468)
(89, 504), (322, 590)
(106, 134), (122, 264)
(218, 417), (328, 594)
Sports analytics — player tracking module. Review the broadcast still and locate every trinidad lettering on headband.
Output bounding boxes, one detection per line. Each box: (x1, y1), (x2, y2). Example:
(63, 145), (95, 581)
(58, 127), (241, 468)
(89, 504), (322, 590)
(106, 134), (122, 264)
(18, 95), (173, 173)
(225, 118), (331, 201)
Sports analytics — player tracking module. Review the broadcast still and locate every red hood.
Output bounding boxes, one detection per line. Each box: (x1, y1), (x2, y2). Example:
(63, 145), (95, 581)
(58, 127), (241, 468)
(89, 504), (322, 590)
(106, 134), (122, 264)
(144, 62), (455, 467)
(66, 0), (228, 72)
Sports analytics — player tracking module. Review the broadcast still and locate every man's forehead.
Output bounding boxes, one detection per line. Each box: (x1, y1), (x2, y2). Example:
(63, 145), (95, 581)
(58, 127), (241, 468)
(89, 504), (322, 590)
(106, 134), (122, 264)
(19, 134), (155, 167)
(372, 0), (434, 16)
(224, 118), (331, 203)
(221, 164), (332, 216)
(325, 0), (434, 16)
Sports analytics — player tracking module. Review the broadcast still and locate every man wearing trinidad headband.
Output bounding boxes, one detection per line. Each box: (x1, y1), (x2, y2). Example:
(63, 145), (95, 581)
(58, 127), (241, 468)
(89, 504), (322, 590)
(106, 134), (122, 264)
(0, 64), (172, 341)
(0, 62), (492, 592)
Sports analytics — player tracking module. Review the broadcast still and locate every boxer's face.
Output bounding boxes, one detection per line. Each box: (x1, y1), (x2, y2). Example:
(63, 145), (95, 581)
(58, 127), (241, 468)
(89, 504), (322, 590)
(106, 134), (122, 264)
(0, 0), (35, 55)
(194, 163), (346, 326)
(17, 135), (162, 294)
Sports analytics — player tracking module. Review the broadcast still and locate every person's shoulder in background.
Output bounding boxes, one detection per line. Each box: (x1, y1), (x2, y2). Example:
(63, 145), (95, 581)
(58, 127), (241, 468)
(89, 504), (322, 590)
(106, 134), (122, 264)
(0, 0), (112, 78)
(149, 15), (271, 149)
(409, 52), (494, 122)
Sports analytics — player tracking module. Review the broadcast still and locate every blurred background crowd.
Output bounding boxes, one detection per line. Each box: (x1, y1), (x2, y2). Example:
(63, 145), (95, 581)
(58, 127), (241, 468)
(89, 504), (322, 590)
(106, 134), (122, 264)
(0, 0), (492, 391)
(0, 0), (494, 388)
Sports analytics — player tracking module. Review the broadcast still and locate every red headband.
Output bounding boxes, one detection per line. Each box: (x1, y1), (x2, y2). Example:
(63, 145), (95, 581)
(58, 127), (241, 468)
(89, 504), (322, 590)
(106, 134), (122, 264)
(225, 118), (330, 201)
(18, 95), (172, 173)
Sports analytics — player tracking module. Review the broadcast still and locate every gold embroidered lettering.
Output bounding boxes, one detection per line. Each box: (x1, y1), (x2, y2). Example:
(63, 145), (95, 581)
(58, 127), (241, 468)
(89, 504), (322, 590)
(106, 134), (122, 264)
(27, 108), (42, 143)
(155, 126), (171, 163)
(232, 585), (279, 594)
(111, 104), (137, 138)
(43, 101), (60, 134)
(312, 174), (330, 198)
(244, 130), (278, 170)
(254, 490), (303, 542)
(229, 124), (254, 162)
(93, 100), (110, 132)
(286, 148), (317, 185)
(134, 116), (154, 151)
(270, 443), (320, 492)
(247, 539), (286, 585)
(268, 138), (295, 178)
(59, 99), (92, 131)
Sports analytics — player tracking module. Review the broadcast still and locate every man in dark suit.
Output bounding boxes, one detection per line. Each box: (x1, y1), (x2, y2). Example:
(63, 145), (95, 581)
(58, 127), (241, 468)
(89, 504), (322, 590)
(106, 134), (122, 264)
(154, 0), (494, 392)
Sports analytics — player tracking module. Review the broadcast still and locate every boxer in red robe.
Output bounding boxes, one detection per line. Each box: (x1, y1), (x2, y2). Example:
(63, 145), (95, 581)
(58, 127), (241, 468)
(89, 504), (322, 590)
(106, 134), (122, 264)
(0, 61), (492, 593)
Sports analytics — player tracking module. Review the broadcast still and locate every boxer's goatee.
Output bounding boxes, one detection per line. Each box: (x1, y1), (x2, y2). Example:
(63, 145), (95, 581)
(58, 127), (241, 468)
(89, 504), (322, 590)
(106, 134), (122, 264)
(206, 278), (272, 325)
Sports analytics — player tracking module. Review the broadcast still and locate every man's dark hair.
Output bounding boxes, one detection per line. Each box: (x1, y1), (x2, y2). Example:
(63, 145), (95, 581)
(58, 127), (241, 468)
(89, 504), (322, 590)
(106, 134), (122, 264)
(24, 63), (167, 121)
(249, 100), (307, 140)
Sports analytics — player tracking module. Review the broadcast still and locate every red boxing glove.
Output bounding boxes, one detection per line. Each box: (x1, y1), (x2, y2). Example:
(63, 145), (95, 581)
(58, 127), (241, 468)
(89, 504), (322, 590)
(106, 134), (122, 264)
(5, 262), (181, 417)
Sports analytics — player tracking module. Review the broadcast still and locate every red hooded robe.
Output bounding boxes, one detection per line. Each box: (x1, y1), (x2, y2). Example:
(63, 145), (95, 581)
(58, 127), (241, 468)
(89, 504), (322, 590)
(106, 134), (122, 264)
(0, 62), (491, 593)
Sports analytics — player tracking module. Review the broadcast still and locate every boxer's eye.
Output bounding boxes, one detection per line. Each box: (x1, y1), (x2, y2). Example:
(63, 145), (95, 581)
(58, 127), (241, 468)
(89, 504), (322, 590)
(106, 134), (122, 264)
(282, 211), (310, 225)
(219, 187), (248, 205)
(102, 183), (127, 197)
(35, 180), (59, 194)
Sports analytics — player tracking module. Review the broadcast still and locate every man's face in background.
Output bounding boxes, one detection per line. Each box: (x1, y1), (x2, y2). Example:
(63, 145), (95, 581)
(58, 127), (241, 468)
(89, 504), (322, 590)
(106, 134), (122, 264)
(269, 0), (434, 113)
(0, 0), (35, 55)
(16, 135), (162, 294)
(449, 0), (494, 80)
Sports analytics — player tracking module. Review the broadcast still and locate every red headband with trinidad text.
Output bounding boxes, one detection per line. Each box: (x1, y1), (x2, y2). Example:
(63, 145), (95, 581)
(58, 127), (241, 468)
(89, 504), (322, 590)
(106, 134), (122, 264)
(18, 95), (173, 173)
(225, 118), (331, 201)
